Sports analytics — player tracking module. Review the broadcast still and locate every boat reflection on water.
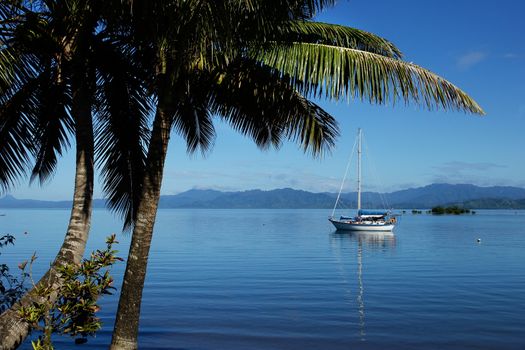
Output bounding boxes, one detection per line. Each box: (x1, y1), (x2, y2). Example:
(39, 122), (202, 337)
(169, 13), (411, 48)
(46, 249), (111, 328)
(330, 231), (396, 341)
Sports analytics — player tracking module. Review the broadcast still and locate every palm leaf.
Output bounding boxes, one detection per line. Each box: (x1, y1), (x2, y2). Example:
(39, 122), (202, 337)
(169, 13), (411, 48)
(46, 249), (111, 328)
(94, 39), (152, 230)
(1, 5), (74, 187)
(273, 0), (337, 19)
(30, 65), (73, 185)
(0, 75), (40, 193)
(0, 48), (17, 92)
(0, 47), (41, 98)
(211, 59), (339, 156)
(254, 42), (485, 114)
(0, 1), (25, 36)
(275, 21), (402, 59)
(170, 70), (216, 155)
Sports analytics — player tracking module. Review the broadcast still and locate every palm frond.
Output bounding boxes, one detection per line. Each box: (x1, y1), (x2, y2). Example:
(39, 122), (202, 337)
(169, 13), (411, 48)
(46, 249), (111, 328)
(276, 21), (402, 58)
(300, 0), (337, 13)
(30, 66), (73, 185)
(0, 48), (17, 96)
(211, 59), (339, 156)
(0, 4), (75, 188)
(0, 1), (24, 36)
(231, 0), (336, 18)
(283, 0), (337, 19)
(171, 70), (216, 155)
(1, 8), (60, 97)
(0, 48), (41, 97)
(0, 75), (40, 194)
(254, 42), (484, 114)
(94, 40), (152, 231)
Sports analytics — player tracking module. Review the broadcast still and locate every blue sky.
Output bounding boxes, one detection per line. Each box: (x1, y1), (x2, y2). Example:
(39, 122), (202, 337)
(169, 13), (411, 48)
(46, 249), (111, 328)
(9, 0), (525, 200)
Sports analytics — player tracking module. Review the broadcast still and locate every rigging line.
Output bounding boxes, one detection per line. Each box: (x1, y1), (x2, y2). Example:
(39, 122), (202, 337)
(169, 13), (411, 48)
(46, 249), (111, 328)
(331, 135), (358, 217)
(362, 135), (391, 211)
(338, 198), (351, 210)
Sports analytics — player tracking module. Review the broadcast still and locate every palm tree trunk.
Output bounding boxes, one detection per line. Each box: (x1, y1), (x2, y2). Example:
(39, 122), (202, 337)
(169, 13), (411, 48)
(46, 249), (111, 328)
(110, 99), (172, 350)
(0, 85), (94, 350)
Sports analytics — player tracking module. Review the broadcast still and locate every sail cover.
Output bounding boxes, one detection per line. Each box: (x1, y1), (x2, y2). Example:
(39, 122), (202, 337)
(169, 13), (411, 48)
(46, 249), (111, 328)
(358, 210), (388, 218)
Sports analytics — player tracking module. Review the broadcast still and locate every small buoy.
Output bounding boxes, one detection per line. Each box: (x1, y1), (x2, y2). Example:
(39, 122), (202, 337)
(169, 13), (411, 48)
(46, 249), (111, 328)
(477, 238), (481, 243)
(23, 231), (28, 235)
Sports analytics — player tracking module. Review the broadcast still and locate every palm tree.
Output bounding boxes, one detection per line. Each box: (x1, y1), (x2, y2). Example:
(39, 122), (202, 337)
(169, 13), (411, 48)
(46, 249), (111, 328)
(0, 2), (150, 348)
(109, 1), (483, 349)
(0, 3), (94, 347)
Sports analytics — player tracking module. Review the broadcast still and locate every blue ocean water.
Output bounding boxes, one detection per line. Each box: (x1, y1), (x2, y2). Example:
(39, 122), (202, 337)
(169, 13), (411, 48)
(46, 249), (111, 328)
(1, 209), (524, 349)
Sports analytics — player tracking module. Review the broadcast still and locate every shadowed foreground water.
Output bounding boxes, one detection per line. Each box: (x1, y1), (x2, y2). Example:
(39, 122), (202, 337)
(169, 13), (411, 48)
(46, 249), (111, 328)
(1, 209), (524, 349)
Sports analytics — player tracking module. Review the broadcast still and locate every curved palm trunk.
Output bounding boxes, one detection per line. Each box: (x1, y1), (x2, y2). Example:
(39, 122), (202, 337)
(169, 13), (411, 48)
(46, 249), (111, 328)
(110, 100), (172, 350)
(0, 87), (94, 350)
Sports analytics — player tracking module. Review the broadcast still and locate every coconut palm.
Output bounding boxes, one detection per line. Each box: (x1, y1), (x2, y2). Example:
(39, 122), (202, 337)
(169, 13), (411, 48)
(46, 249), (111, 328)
(0, 2), (150, 348)
(109, 1), (483, 349)
(0, 4), (93, 347)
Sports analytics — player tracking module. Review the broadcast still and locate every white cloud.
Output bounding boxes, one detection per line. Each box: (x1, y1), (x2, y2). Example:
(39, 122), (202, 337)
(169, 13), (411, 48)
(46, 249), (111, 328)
(456, 51), (487, 70)
(434, 161), (506, 173)
(428, 161), (509, 186)
(164, 167), (343, 194)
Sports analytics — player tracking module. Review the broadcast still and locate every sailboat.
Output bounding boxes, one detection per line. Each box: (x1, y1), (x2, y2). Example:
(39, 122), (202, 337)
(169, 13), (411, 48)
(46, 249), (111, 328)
(329, 129), (396, 232)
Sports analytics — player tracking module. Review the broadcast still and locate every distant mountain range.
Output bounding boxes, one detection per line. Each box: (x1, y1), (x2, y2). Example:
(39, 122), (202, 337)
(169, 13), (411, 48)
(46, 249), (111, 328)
(2, 183), (525, 209)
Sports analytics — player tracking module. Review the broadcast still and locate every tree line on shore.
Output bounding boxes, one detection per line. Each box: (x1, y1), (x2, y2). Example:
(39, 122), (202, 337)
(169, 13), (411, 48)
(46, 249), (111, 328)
(409, 207), (475, 215)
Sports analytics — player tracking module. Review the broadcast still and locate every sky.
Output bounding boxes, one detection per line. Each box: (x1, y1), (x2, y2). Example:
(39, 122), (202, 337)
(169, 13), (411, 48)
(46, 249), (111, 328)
(8, 0), (525, 200)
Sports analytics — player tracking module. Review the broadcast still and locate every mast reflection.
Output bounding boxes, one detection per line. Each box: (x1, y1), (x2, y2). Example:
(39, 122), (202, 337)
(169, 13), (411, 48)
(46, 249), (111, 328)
(330, 231), (396, 341)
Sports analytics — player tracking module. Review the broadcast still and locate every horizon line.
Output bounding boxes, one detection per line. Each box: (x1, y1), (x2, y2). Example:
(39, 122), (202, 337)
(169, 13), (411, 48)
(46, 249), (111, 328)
(3, 182), (525, 202)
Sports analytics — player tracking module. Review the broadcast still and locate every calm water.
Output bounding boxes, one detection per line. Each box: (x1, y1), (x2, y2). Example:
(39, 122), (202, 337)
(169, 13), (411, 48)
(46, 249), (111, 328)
(1, 209), (524, 349)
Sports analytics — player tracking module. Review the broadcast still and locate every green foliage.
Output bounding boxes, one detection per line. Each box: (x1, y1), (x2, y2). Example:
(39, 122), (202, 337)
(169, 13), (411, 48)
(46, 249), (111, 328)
(254, 42), (485, 114)
(0, 233), (28, 313)
(431, 206), (472, 215)
(18, 235), (122, 349)
(278, 21), (402, 58)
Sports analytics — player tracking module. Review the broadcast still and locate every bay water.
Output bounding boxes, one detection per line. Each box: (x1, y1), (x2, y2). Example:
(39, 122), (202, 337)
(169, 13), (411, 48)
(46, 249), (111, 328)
(1, 209), (524, 349)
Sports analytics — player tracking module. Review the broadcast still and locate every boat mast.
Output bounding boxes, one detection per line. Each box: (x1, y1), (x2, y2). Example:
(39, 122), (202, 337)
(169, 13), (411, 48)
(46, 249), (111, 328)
(357, 128), (362, 211)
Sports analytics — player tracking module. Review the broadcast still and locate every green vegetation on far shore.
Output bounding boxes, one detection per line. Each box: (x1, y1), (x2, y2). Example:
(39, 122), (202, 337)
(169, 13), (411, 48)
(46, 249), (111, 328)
(431, 206), (475, 215)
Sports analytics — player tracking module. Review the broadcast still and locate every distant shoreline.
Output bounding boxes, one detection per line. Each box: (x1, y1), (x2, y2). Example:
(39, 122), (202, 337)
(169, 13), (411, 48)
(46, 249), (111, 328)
(2, 183), (525, 210)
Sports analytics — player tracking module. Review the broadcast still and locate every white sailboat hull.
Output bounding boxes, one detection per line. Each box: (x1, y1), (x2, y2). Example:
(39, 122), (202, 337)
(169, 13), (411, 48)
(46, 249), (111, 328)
(329, 218), (395, 232)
